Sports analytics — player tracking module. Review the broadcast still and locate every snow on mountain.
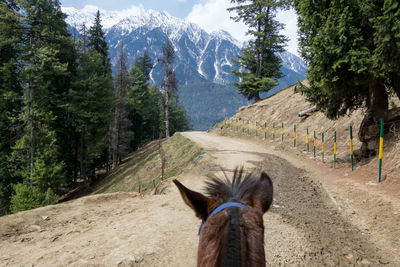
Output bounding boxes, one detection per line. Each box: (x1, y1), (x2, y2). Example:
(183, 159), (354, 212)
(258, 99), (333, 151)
(278, 51), (308, 74)
(62, 5), (307, 130)
(62, 5), (307, 87)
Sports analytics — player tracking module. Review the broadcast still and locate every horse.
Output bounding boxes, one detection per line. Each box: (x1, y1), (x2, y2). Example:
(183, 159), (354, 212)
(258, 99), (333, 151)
(173, 167), (273, 267)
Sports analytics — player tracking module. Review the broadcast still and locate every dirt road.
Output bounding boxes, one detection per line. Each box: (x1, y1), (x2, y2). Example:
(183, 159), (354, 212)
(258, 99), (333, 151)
(0, 131), (396, 266)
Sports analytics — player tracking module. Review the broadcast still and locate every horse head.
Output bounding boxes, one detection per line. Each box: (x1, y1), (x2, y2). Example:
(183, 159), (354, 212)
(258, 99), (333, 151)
(173, 167), (273, 267)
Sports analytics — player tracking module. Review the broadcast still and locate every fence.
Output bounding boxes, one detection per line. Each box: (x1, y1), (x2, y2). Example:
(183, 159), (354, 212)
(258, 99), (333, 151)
(218, 118), (385, 183)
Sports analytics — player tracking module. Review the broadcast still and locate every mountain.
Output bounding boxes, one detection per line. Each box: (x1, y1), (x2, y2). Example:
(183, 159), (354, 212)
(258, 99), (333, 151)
(62, 5), (307, 130)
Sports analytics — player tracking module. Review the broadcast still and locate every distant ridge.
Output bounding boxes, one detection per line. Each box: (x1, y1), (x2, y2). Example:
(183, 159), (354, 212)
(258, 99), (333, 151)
(63, 5), (307, 130)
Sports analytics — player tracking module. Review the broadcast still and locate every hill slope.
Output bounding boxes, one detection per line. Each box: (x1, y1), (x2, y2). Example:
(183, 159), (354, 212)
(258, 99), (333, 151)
(220, 82), (400, 182)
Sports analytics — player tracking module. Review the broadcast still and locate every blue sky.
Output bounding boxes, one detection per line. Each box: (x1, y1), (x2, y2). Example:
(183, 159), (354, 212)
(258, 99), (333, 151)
(61, 0), (197, 18)
(60, 0), (299, 56)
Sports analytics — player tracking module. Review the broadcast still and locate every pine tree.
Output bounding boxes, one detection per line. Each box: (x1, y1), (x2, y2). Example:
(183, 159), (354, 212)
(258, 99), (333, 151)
(134, 51), (153, 79)
(69, 49), (114, 190)
(127, 64), (153, 149)
(229, 0), (290, 102)
(0, 0), (23, 215)
(148, 84), (163, 139)
(294, 0), (400, 153)
(9, 0), (76, 212)
(69, 10), (114, 189)
(88, 10), (110, 72)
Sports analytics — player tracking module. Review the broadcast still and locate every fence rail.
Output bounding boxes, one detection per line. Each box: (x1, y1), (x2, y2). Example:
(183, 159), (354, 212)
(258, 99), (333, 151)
(217, 118), (385, 183)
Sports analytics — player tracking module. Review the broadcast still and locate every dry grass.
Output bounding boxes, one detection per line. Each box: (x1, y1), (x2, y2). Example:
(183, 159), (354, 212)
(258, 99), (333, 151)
(93, 133), (204, 194)
(219, 81), (400, 181)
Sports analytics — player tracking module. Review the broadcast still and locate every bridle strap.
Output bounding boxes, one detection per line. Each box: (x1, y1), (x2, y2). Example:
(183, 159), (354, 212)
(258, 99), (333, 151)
(200, 202), (246, 238)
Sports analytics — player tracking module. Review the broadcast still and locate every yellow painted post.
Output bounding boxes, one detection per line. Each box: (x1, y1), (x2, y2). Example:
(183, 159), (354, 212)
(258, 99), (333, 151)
(307, 128), (309, 152)
(378, 120), (384, 182)
(334, 131), (337, 168)
(322, 132), (325, 163)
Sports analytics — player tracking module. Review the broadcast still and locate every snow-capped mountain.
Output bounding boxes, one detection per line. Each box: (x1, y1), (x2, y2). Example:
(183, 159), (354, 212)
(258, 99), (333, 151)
(62, 5), (306, 87)
(62, 5), (307, 130)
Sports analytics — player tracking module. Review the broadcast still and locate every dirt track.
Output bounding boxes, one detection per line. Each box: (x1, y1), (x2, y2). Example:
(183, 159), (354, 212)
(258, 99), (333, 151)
(0, 131), (397, 266)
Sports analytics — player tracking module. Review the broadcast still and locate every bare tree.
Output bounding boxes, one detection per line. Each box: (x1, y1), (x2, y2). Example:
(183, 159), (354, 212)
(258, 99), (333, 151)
(110, 40), (131, 169)
(160, 37), (177, 138)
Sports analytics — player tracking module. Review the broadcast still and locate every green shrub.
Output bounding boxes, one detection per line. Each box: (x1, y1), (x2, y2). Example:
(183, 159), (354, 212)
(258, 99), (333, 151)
(10, 183), (58, 213)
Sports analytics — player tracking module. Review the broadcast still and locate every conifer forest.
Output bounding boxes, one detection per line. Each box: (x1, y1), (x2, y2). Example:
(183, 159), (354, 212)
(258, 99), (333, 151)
(0, 0), (190, 215)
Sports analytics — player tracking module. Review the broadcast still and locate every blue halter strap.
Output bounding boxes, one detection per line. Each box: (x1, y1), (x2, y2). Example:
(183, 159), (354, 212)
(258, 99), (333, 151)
(199, 202), (246, 238)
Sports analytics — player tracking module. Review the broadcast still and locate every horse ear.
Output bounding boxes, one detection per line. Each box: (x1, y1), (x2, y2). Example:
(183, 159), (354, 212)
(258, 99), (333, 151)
(173, 179), (211, 220)
(252, 172), (273, 213)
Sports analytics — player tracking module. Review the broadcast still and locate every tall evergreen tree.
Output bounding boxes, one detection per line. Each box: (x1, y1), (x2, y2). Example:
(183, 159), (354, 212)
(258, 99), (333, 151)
(134, 51), (153, 79)
(69, 49), (114, 190)
(127, 64), (153, 149)
(9, 0), (76, 212)
(69, 10), (114, 190)
(0, 0), (23, 215)
(294, 0), (400, 153)
(229, 0), (290, 101)
(88, 10), (110, 71)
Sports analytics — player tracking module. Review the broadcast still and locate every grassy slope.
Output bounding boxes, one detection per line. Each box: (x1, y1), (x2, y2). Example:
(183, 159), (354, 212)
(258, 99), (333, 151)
(93, 133), (204, 194)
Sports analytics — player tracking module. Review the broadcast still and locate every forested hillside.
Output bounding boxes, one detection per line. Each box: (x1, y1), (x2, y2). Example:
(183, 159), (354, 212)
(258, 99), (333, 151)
(0, 1), (190, 215)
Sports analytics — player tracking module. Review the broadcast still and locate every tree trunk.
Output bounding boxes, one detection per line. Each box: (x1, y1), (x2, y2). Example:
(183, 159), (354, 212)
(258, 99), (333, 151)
(358, 79), (388, 156)
(112, 103), (119, 169)
(29, 78), (35, 189)
(80, 131), (91, 191)
(254, 92), (261, 102)
(391, 72), (400, 100)
(29, 36), (35, 189)
(165, 90), (170, 138)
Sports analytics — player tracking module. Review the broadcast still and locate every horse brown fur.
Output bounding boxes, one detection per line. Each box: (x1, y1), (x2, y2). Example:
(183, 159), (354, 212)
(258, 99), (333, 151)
(173, 168), (273, 267)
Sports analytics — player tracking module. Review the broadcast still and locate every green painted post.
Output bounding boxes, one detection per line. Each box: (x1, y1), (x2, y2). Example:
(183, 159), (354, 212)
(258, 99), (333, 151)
(294, 125), (296, 147)
(281, 122), (284, 143)
(334, 131), (337, 168)
(273, 122), (275, 141)
(322, 132), (325, 163)
(313, 130), (316, 158)
(307, 128), (309, 152)
(378, 120), (384, 182)
(247, 120), (250, 136)
(350, 126), (354, 171)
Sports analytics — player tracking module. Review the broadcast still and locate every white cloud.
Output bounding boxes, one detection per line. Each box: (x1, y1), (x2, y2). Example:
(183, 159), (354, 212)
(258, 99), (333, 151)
(186, 0), (299, 56)
(186, 0), (248, 43)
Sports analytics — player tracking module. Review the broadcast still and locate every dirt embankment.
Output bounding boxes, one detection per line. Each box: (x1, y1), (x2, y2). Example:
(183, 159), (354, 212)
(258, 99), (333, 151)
(0, 131), (399, 266)
(225, 82), (400, 182)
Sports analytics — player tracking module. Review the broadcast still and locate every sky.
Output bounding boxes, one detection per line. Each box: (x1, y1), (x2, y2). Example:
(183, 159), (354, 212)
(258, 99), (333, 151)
(60, 0), (300, 56)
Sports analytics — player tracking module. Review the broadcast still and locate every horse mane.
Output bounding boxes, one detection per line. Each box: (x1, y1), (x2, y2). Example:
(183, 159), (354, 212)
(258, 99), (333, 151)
(205, 167), (258, 203)
(205, 167), (258, 267)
